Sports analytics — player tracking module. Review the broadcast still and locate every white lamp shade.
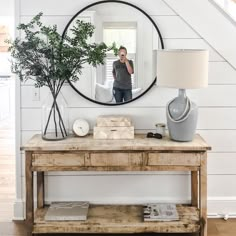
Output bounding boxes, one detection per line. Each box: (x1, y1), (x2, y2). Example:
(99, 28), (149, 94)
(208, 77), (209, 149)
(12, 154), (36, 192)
(157, 49), (209, 89)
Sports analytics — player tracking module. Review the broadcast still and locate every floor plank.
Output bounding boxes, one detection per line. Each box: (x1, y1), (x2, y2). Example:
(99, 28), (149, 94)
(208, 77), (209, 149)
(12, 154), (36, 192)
(0, 222), (27, 236)
(213, 218), (236, 236)
(0, 117), (15, 224)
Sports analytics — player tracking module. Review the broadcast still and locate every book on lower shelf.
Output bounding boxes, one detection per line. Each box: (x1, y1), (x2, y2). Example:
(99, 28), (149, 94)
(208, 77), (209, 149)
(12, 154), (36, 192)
(45, 201), (89, 221)
(143, 203), (179, 222)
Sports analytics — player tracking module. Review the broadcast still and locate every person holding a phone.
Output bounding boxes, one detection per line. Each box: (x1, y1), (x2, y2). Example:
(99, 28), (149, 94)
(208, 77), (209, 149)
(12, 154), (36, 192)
(112, 46), (134, 103)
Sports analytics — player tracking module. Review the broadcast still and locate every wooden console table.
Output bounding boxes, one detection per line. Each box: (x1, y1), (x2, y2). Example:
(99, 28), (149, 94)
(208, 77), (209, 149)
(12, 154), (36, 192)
(21, 134), (211, 236)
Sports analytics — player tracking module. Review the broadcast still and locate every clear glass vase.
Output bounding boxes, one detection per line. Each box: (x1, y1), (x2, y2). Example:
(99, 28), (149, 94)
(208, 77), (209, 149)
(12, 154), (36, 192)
(41, 91), (69, 141)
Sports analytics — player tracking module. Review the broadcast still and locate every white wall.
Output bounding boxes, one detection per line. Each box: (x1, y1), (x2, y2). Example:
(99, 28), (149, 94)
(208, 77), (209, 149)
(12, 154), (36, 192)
(15, 0), (236, 219)
(165, 0), (236, 68)
(0, 0), (15, 75)
(0, 0), (14, 16)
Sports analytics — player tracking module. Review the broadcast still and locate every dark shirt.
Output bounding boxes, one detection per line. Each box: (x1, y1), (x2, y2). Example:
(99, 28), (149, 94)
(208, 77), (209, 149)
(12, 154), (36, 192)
(112, 60), (134, 90)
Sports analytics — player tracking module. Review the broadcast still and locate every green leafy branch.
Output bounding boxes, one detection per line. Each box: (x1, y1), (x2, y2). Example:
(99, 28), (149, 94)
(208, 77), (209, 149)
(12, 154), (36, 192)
(7, 12), (118, 89)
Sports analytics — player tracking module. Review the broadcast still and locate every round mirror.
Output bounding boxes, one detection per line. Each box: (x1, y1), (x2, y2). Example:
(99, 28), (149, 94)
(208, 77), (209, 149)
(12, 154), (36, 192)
(62, 0), (164, 105)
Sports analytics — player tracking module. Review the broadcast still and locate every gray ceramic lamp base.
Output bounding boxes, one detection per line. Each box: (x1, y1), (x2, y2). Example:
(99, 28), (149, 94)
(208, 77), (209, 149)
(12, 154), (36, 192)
(167, 89), (198, 142)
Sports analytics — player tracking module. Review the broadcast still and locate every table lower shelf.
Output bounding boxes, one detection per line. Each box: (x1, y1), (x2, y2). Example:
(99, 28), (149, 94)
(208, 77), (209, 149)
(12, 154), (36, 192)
(33, 204), (200, 234)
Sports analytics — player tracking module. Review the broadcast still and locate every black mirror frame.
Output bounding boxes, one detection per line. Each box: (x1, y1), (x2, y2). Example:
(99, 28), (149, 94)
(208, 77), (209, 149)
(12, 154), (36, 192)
(62, 0), (164, 106)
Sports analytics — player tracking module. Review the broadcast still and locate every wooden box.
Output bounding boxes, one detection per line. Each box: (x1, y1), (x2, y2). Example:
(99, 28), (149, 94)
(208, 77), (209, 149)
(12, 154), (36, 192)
(96, 115), (132, 127)
(93, 126), (134, 139)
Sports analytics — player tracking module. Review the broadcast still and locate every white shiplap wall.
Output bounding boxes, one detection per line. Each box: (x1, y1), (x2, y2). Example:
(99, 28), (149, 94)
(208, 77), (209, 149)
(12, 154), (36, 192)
(15, 0), (236, 219)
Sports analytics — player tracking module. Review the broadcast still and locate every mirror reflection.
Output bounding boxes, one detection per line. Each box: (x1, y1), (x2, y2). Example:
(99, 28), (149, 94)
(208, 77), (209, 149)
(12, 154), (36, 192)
(64, 2), (162, 104)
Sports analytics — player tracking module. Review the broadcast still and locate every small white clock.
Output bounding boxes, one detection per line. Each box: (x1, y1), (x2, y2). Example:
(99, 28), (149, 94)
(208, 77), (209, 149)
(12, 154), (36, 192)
(72, 119), (90, 137)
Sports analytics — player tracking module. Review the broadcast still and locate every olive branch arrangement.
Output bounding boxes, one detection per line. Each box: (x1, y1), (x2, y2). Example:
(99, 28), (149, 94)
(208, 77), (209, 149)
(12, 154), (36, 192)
(7, 12), (118, 138)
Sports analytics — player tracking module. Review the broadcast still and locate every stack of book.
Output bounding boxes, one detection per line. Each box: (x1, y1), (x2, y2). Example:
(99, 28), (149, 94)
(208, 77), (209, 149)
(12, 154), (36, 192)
(143, 203), (179, 222)
(45, 201), (89, 221)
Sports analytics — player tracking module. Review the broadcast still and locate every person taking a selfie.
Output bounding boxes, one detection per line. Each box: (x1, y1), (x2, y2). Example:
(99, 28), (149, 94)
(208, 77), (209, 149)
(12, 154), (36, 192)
(112, 46), (134, 103)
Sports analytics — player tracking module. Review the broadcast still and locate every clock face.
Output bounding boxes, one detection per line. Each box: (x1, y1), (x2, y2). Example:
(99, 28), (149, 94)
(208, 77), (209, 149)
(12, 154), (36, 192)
(73, 119), (90, 136)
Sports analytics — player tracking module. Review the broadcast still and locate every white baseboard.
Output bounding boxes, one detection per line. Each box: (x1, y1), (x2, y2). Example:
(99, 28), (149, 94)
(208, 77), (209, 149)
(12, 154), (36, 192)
(208, 197), (236, 218)
(13, 199), (25, 220)
(13, 197), (236, 220)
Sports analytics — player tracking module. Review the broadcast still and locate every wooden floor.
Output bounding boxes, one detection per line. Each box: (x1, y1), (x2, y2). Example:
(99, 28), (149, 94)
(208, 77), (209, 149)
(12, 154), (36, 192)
(0, 117), (15, 222)
(0, 218), (235, 236)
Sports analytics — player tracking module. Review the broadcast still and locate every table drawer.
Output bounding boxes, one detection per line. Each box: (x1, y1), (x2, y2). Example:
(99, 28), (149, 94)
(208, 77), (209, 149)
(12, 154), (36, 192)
(89, 153), (143, 166)
(148, 152), (201, 166)
(32, 153), (85, 167)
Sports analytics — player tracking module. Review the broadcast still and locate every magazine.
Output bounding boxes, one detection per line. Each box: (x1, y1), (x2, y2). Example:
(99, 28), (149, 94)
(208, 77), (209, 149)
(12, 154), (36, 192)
(143, 203), (179, 221)
(45, 201), (89, 221)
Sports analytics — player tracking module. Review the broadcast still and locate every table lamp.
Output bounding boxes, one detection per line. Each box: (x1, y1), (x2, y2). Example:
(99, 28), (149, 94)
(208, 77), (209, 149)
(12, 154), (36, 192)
(157, 49), (209, 142)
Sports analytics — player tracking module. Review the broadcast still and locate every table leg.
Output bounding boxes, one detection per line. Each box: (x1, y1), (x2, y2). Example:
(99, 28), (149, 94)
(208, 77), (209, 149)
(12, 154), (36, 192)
(25, 151), (33, 235)
(37, 172), (44, 208)
(200, 152), (207, 236)
(191, 171), (198, 207)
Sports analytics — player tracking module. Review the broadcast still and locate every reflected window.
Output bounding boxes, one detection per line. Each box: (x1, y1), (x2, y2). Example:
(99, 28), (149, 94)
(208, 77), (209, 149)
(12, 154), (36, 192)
(103, 22), (137, 88)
